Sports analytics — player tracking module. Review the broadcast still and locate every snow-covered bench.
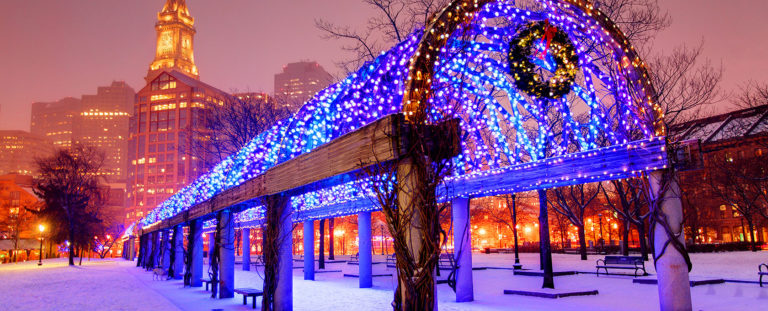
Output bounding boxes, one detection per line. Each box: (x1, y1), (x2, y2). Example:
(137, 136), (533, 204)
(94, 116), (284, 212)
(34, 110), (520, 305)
(595, 256), (646, 277)
(234, 288), (263, 309)
(386, 254), (396, 268)
(348, 253), (359, 265)
(760, 263), (768, 287)
(201, 278), (213, 291)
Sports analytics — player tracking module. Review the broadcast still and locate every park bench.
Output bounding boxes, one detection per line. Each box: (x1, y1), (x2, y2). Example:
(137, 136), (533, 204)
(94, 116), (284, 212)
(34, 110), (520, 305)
(595, 255), (646, 277)
(348, 252), (359, 265)
(438, 252), (455, 271)
(234, 288), (264, 309)
(760, 263), (768, 287)
(436, 253), (457, 289)
(200, 278), (213, 291)
(386, 254), (396, 268)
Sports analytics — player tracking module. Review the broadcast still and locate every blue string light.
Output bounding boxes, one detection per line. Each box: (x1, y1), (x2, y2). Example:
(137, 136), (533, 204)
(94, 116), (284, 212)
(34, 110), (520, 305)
(139, 1), (660, 230)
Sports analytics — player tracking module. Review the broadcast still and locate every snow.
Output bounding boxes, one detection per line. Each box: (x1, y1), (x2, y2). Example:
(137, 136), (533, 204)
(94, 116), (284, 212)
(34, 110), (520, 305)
(1, 252), (767, 311)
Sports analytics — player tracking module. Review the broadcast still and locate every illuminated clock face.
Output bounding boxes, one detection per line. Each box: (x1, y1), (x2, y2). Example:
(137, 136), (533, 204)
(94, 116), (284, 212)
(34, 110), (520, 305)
(160, 31), (173, 53)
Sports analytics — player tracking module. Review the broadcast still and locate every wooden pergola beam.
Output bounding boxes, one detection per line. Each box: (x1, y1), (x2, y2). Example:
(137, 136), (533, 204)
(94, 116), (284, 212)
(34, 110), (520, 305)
(141, 113), (406, 234)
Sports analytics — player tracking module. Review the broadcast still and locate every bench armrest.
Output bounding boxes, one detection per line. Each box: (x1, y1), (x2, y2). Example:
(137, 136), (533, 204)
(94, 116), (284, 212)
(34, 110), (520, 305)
(596, 259), (605, 266)
(760, 263), (768, 272)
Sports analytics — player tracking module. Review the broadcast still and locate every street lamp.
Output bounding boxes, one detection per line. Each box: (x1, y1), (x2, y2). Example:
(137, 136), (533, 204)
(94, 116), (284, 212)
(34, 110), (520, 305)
(510, 194), (522, 270)
(38, 224), (45, 266)
(598, 214), (604, 251)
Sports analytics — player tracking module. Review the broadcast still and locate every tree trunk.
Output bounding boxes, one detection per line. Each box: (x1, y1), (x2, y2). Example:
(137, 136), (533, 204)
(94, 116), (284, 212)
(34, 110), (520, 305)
(319, 219), (325, 269)
(622, 220), (630, 256)
(578, 225), (587, 260)
(747, 219), (757, 252)
(79, 246), (84, 265)
(637, 221), (649, 261)
(68, 227), (76, 266)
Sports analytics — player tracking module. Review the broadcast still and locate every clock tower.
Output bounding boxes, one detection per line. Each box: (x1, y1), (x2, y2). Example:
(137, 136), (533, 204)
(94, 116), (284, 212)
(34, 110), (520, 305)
(147, 0), (199, 81)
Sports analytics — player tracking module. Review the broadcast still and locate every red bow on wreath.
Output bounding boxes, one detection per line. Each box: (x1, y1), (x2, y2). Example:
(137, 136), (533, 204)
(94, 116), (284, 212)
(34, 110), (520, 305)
(538, 19), (557, 60)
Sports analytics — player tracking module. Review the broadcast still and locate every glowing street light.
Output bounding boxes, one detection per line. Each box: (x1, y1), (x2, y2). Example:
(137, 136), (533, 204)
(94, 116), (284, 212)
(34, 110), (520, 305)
(38, 224), (45, 266)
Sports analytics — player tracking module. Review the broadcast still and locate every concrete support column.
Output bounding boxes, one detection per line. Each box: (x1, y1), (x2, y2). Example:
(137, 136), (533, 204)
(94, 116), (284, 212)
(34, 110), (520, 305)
(128, 237), (135, 260)
(136, 235), (144, 267)
(173, 225), (184, 279)
(274, 197), (293, 311)
(649, 171), (692, 311)
(146, 232), (155, 269)
(219, 210), (235, 299)
(451, 197), (474, 302)
(209, 231), (216, 265)
(303, 221), (315, 280)
(162, 230), (171, 270)
(358, 212), (373, 288)
(190, 219), (204, 287)
(242, 228), (251, 271)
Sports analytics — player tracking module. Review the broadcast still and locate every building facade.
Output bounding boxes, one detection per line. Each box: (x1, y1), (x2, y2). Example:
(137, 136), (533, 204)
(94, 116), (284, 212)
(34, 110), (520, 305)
(0, 174), (40, 262)
(274, 61), (332, 112)
(31, 97), (81, 149)
(0, 130), (54, 176)
(76, 81), (135, 183)
(672, 104), (768, 244)
(126, 0), (230, 224)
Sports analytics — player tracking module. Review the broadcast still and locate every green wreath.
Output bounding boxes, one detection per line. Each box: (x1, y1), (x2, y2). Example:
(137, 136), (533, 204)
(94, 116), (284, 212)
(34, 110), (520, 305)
(508, 21), (579, 99)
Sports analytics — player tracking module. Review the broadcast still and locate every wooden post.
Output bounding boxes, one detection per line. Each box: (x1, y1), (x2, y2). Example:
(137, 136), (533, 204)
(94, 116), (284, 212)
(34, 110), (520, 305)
(451, 198), (473, 302)
(173, 225), (184, 279)
(190, 219), (204, 287)
(397, 157), (438, 309)
(242, 227), (251, 271)
(303, 221), (315, 280)
(274, 196), (293, 311)
(219, 210), (235, 299)
(358, 211), (372, 288)
(649, 171), (692, 311)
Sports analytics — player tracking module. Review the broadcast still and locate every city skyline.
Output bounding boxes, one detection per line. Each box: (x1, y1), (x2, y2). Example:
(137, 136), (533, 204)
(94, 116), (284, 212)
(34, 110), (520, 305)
(2, 0), (767, 134)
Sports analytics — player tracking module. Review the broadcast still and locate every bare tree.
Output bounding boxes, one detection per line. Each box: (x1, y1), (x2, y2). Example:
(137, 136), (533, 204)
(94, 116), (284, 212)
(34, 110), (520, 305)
(735, 80), (768, 109)
(316, 0), (449, 72)
(549, 183), (602, 260)
(680, 187), (717, 245)
(33, 144), (107, 266)
(601, 178), (651, 258)
(184, 93), (290, 170)
(706, 152), (764, 251)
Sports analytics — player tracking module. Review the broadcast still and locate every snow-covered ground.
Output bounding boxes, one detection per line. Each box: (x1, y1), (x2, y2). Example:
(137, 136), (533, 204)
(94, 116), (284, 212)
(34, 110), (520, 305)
(1, 252), (767, 311)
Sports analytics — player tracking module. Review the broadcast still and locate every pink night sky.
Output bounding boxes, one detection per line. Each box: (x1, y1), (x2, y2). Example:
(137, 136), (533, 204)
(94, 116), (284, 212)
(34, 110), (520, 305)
(1, 0), (766, 131)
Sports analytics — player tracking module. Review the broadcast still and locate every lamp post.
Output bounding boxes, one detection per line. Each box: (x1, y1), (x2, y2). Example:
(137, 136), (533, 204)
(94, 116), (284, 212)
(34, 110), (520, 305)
(511, 194), (522, 270)
(598, 214), (604, 251)
(38, 224), (45, 266)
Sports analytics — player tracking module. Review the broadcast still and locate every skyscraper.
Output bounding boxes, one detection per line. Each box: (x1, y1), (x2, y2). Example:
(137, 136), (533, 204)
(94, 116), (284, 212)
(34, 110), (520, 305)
(31, 97), (81, 148)
(126, 0), (230, 224)
(0, 130), (54, 176)
(76, 81), (135, 182)
(274, 61), (333, 112)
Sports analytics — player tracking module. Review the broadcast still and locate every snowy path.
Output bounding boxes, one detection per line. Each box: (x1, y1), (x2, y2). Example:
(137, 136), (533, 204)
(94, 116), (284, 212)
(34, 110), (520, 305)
(2, 252), (767, 310)
(0, 258), (179, 311)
